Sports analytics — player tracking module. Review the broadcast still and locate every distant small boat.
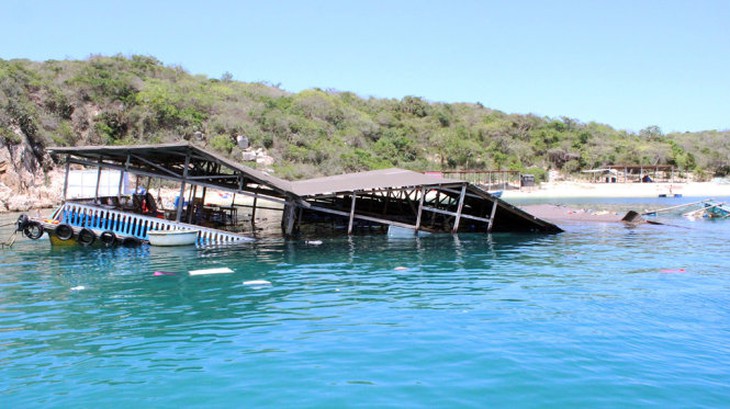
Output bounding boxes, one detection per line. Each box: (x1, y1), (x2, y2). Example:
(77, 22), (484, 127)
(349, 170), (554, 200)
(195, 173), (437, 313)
(147, 229), (199, 246)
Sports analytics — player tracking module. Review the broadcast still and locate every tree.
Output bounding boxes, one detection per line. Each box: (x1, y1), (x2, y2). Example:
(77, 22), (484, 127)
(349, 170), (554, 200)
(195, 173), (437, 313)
(639, 125), (663, 140)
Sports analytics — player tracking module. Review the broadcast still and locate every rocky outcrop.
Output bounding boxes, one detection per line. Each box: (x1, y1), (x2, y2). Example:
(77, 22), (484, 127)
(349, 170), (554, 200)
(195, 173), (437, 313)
(0, 142), (63, 212)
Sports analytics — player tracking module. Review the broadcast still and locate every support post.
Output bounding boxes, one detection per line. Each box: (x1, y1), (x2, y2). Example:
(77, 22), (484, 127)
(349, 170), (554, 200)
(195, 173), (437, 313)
(451, 184), (467, 233)
(250, 194), (258, 229)
(94, 159), (102, 203)
(347, 193), (357, 235)
(284, 198), (296, 237)
(187, 185), (197, 224)
(487, 197), (499, 232)
(175, 150), (191, 222)
(117, 169), (125, 205)
(62, 158), (70, 203)
(414, 187), (425, 233)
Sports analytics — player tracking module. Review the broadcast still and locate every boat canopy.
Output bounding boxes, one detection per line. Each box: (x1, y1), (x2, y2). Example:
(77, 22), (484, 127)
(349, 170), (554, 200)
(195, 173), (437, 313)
(49, 142), (294, 201)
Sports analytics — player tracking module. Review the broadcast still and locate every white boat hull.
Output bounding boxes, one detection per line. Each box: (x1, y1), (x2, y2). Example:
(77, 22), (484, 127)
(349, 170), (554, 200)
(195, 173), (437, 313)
(148, 230), (199, 246)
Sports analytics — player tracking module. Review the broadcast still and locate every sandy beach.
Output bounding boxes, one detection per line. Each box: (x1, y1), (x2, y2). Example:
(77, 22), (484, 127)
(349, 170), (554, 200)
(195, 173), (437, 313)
(499, 180), (730, 226)
(500, 181), (730, 200)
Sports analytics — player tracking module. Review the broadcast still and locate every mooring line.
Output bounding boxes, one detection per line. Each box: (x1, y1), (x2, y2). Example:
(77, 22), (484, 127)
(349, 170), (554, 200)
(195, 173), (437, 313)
(0, 231), (17, 249)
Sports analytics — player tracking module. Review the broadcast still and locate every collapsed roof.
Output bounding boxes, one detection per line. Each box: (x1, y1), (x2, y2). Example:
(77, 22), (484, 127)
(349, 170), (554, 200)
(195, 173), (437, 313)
(49, 143), (562, 235)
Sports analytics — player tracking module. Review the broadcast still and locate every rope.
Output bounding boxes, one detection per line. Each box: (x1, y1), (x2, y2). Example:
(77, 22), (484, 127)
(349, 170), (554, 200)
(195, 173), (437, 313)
(0, 231), (17, 249)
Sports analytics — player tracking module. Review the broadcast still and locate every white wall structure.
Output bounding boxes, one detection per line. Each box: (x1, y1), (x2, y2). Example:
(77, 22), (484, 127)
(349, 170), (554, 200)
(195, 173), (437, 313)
(66, 169), (131, 199)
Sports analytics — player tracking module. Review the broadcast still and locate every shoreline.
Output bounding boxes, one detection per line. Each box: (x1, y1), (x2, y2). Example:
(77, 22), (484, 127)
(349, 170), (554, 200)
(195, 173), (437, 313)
(500, 181), (730, 200)
(5, 180), (730, 215)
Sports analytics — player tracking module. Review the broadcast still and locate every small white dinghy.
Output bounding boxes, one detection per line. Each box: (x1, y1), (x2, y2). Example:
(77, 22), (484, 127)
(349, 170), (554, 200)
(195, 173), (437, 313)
(147, 229), (199, 246)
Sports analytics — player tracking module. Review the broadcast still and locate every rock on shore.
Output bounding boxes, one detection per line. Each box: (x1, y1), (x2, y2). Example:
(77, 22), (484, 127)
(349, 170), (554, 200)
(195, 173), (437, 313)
(0, 144), (64, 213)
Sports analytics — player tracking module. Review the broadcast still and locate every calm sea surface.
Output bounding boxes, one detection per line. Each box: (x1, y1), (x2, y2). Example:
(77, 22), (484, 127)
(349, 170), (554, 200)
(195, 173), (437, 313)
(2, 197), (729, 408)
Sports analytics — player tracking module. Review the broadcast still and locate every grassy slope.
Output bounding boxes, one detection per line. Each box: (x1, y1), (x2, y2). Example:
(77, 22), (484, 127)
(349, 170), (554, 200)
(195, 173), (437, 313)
(0, 55), (727, 182)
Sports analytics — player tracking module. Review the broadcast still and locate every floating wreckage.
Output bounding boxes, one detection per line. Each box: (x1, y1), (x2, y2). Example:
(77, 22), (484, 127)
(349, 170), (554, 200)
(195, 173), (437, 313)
(16, 143), (561, 248)
(523, 199), (730, 229)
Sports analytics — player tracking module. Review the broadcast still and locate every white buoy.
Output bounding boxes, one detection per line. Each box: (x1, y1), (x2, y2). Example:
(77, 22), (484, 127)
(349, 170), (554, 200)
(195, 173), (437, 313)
(189, 267), (234, 276)
(70, 285), (86, 291)
(305, 240), (323, 246)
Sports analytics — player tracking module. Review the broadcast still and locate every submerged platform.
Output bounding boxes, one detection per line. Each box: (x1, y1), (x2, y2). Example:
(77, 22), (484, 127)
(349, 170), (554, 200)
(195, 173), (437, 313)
(287, 168), (562, 235)
(38, 143), (561, 242)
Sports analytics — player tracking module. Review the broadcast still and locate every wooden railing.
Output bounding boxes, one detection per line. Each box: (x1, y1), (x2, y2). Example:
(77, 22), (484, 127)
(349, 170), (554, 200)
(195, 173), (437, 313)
(53, 202), (253, 244)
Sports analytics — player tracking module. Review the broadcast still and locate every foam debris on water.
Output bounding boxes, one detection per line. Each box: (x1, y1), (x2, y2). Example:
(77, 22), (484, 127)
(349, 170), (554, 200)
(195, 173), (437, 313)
(189, 267), (234, 276)
(243, 280), (272, 286)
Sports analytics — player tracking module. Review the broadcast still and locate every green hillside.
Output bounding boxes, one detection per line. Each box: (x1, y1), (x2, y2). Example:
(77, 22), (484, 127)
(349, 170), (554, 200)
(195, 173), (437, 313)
(1, 54), (728, 181)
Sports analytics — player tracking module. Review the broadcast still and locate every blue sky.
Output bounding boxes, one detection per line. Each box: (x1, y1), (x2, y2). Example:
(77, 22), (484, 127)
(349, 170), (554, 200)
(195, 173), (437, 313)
(2, 0), (729, 133)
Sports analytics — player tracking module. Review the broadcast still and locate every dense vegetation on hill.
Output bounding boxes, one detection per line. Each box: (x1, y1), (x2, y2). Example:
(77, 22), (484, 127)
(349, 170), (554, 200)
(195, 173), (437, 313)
(1, 54), (728, 182)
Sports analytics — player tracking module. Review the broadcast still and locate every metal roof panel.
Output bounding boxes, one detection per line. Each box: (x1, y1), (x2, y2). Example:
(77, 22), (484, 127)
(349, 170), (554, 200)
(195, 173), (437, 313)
(291, 168), (463, 197)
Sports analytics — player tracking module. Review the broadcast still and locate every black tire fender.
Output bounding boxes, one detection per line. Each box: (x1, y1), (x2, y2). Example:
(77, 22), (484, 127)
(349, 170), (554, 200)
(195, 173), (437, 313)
(16, 214), (30, 232)
(55, 224), (74, 241)
(121, 236), (142, 247)
(23, 221), (44, 240)
(77, 228), (96, 247)
(99, 230), (117, 247)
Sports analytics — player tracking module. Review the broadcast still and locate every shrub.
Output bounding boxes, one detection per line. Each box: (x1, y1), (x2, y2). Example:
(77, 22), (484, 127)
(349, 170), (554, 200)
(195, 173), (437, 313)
(210, 134), (236, 154)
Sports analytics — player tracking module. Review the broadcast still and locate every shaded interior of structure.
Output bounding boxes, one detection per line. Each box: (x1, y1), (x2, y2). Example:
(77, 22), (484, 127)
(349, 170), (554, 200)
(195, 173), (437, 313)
(285, 185), (561, 235)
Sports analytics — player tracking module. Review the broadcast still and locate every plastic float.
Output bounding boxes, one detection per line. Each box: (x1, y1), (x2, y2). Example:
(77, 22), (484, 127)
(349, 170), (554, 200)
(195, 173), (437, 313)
(188, 267), (234, 276)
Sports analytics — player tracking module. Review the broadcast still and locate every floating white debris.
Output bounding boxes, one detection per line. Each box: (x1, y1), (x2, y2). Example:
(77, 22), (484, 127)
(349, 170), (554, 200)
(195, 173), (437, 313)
(387, 225), (432, 238)
(189, 267), (234, 276)
(70, 286), (86, 291)
(305, 240), (323, 246)
(394, 266), (409, 271)
(243, 279), (272, 286)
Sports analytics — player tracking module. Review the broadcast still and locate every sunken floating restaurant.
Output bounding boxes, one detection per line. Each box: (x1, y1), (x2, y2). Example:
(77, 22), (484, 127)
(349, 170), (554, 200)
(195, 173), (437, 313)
(18, 143), (561, 247)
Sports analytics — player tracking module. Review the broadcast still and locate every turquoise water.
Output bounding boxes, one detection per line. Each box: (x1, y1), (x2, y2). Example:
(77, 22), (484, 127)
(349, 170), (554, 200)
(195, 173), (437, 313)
(2, 201), (730, 408)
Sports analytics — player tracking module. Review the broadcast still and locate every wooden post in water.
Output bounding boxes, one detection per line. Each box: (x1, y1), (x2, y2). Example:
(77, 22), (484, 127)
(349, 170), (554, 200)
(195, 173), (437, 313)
(347, 193), (357, 235)
(487, 197), (499, 232)
(283, 198), (297, 237)
(452, 184), (467, 233)
(250, 194), (258, 230)
(414, 187), (425, 233)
